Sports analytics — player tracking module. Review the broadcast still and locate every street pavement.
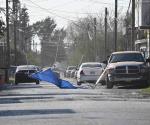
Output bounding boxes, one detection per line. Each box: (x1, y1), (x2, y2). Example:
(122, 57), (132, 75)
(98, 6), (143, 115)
(0, 79), (150, 125)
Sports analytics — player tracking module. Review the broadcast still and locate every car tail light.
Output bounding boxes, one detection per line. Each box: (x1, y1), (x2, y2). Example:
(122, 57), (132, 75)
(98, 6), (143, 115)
(80, 70), (85, 75)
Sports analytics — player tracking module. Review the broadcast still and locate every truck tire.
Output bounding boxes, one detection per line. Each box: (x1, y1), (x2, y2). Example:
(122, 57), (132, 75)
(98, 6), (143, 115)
(15, 80), (18, 85)
(15, 77), (18, 85)
(143, 80), (149, 88)
(77, 81), (82, 86)
(36, 81), (40, 85)
(106, 76), (114, 89)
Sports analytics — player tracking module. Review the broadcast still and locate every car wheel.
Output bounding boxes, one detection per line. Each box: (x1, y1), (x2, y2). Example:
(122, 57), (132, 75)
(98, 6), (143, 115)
(77, 81), (82, 86)
(142, 80), (149, 88)
(15, 80), (18, 85)
(15, 77), (18, 85)
(106, 76), (114, 89)
(101, 80), (106, 85)
(36, 81), (40, 85)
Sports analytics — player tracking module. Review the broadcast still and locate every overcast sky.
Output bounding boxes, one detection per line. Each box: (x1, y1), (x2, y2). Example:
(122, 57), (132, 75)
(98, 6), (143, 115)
(0, 0), (130, 28)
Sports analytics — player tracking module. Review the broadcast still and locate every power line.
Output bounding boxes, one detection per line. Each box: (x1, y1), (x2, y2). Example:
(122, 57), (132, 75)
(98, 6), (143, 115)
(23, 0), (131, 31)
(24, 0), (129, 16)
(26, 0), (78, 23)
(82, 0), (129, 7)
(25, 0), (90, 29)
(23, 0), (131, 24)
(45, 0), (76, 10)
(20, 3), (99, 15)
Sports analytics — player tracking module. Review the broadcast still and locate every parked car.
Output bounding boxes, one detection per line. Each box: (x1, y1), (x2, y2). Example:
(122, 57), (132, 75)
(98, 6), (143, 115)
(70, 68), (77, 78)
(15, 65), (40, 85)
(64, 66), (76, 77)
(103, 51), (150, 88)
(51, 67), (60, 78)
(76, 62), (103, 85)
(74, 69), (78, 79)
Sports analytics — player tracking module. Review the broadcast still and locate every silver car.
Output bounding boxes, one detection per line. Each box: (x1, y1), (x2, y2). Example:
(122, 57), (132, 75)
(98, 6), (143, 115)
(64, 66), (76, 77)
(77, 62), (103, 85)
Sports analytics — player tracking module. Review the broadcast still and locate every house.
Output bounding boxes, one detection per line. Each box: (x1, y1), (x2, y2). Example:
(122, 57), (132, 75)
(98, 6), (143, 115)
(135, 0), (150, 58)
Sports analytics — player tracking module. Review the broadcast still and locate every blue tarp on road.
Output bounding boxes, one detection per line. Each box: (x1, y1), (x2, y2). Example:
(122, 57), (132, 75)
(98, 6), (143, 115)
(30, 68), (77, 89)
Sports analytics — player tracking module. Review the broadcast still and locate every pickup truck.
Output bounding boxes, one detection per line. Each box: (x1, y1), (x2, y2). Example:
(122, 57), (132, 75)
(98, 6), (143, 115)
(102, 51), (150, 88)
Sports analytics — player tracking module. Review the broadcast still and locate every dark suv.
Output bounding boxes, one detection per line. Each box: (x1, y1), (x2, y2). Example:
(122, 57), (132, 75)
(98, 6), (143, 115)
(15, 65), (40, 85)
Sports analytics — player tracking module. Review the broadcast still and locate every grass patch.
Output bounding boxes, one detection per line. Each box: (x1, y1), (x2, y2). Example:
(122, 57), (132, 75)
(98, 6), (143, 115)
(142, 87), (150, 94)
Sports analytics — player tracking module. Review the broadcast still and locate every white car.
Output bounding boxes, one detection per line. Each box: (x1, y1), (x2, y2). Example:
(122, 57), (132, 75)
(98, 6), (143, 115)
(76, 62), (104, 85)
(64, 66), (76, 77)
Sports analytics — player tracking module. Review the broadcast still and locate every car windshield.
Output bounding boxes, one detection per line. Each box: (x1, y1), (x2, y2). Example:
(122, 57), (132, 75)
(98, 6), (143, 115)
(82, 64), (102, 68)
(109, 53), (145, 63)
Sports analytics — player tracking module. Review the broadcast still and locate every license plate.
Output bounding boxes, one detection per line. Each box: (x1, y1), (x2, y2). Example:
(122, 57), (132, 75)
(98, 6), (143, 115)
(90, 71), (95, 74)
(125, 79), (132, 82)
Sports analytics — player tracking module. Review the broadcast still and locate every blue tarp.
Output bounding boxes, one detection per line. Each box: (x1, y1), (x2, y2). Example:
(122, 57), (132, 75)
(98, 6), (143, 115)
(30, 68), (77, 89)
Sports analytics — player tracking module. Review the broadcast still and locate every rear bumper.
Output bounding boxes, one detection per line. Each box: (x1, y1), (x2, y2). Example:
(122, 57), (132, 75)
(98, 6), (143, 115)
(15, 74), (38, 83)
(77, 75), (100, 83)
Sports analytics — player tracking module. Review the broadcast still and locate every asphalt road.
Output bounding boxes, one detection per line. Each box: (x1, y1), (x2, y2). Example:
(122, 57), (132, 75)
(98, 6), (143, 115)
(0, 79), (150, 125)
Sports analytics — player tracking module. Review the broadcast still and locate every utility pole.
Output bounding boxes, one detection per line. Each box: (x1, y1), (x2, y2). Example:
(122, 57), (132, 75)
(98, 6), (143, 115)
(54, 34), (61, 63)
(6, 0), (10, 83)
(148, 29), (150, 58)
(94, 18), (97, 61)
(87, 23), (91, 61)
(105, 7), (108, 59)
(131, 0), (135, 50)
(114, 0), (118, 51)
(13, 0), (17, 65)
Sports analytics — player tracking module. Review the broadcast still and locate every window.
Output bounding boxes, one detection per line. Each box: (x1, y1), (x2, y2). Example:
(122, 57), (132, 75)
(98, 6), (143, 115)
(82, 64), (102, 68)
(109, 53), (145, 63)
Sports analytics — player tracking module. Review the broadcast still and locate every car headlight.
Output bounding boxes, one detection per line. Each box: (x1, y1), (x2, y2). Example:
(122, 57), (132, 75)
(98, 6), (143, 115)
(107, 68), (115, 74)
(140, 66), (147, 73)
